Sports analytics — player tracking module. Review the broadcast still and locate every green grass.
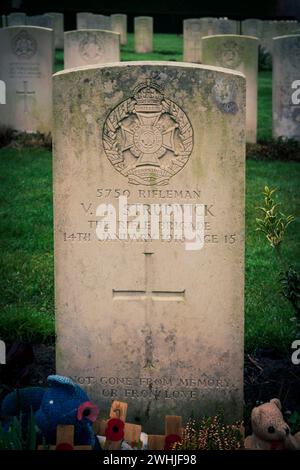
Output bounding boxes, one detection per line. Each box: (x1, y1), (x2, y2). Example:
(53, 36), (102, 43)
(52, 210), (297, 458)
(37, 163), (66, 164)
(0, 148), (54, 342)
(0, 149), (299, 350)
(0, 34), (297, 350)
(257, 71), (272, 141)
(245, 160), (300, 352)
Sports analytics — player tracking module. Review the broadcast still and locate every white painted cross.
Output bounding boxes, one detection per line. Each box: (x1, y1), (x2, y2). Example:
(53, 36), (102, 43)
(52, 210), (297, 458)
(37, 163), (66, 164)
(16, 81), (35, 112)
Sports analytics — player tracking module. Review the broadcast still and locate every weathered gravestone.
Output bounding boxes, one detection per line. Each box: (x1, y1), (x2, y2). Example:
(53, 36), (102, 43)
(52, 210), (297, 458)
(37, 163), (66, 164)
(111, 13), (127, 45)
(241, 19), (263, 39)
(7, 12), (26, 26)
(260, 21), (298, 55)
(199, 17), (219, 37)
(53, 61), (246, 433)
(26, 14), (54, 29)
(183, 19), (202, 63)
(47, 12), (64, 49)
(216, 18), (239, 35)
(202, 35), (259, 143)
(87, 14), (112, 31)
(273, 35), (300, 141)
(0, 26), (53, 133)
(134, 17), (153, 53)
(64, 30), (120, 68)
(77, 12), (93, 30)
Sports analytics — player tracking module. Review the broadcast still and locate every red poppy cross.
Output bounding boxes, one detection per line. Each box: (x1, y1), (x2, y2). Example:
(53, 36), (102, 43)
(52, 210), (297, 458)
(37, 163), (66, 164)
(93, 400), (142, 450)
(148, 415), (183, 450)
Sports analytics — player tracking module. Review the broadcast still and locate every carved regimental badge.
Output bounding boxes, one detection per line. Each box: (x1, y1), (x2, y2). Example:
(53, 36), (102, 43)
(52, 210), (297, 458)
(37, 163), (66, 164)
(218, 40), (242, 69)
(12, 30), (37, 59)
(103, 80), (194, 186)
(79, 33), (104, 62)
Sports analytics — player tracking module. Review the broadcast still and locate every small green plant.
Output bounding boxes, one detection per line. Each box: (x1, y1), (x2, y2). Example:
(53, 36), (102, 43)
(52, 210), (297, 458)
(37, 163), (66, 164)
(256, 186), (295, 251)
(173, 414), (243, 450)
(256, 186), (299, 323)
(0, 409), (37, 450)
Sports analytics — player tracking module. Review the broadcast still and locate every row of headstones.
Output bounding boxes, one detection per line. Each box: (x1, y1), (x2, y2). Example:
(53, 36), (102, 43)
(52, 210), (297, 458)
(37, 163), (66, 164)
(1, 12), (152, 52)
(1, 25), (299, 142)
(1, 12), (64, 49)
(184, 17), (300, 62)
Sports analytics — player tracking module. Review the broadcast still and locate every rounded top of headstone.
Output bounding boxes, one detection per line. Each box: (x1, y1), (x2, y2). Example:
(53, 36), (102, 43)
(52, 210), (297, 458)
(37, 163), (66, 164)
(65, 29), (120, 37)
(273, 33), (300, 41)
(53, 60), (246, 79)
(202, 34), (259, 42)
(3, 25), (53, 32)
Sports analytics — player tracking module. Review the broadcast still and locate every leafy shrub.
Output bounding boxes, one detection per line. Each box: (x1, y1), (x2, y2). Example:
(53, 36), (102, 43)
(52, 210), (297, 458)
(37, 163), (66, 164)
(256, 186), (295, 249)
(173, 414), (243, 450)
(247, 138), (300, 162)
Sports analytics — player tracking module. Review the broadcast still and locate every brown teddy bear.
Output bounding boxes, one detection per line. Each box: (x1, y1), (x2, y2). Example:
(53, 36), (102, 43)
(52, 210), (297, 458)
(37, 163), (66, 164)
(245, 398), (300, 450)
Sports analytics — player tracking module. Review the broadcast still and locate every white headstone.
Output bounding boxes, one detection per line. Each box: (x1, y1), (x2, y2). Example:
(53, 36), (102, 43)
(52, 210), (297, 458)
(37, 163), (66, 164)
(134, 17), (153, 53)
(53, 61), (245, 433)
(241, 19), (263, 38)
(0, 26), (54, 133)
(64, 30), (120, 68)
(183, 19), (202, 63)
(202, 34), (259, 143)
(87, 14), (112, 31)
(273, 35), (300, 141)
(7, 12), (26, 26)
(111, 13), (127, 45)
(216, 18), (239, 35)
(26, 14), (54, 29)
(47, 12), (64, 49)
(77, 12), (93, 30)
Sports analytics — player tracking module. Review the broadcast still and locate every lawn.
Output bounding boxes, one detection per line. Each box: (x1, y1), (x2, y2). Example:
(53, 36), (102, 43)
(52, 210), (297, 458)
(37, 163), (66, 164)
(0, 34), (297, 351)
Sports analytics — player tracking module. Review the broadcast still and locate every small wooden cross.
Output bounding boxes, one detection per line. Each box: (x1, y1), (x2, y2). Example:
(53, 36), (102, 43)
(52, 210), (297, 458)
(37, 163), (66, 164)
(38, 424), (91, 450)
(148, 415), (183, 450)
(93, 400), (142, 450)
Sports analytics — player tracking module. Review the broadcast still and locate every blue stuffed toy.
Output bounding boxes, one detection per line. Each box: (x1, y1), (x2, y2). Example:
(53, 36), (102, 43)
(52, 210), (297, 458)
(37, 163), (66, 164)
(0, 375), (100, 449)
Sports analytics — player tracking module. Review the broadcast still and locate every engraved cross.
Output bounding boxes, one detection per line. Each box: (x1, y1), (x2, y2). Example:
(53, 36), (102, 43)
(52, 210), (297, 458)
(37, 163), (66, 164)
(16, 81), (35, 113)
(112, 248), (185, 303)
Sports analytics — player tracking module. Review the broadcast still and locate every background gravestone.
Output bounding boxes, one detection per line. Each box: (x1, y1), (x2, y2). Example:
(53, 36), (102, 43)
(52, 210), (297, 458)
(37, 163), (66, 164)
(76, 12), (93, 30)
(26, 14), (54, 29)
(53, 61), (245, 433)
(0, 26), (53, 133)
(111, 13), (127, 45)
(199, 17), (219, 37)
(202, 34), (259, 143)
(64, 30), (120, 68)
(48, 12), (64, 49)
(134, 17), (153, 53)
(241, 19), (263, 45)
(183, 19), (202, 63)
(216, 18), (239, 35)
(87, 14), (112, 31)
(7, 12), (26, 26)
(273, 34), (300, 141)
